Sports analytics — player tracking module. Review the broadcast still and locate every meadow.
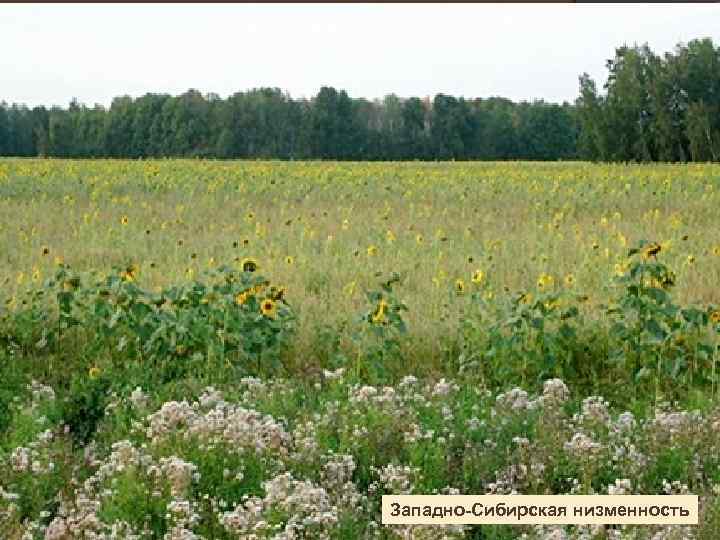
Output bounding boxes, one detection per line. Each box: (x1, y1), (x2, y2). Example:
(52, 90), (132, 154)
(1, 159), (720, 539)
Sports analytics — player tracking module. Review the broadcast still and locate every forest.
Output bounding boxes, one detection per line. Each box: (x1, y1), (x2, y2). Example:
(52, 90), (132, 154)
(0, 38), (718, 161)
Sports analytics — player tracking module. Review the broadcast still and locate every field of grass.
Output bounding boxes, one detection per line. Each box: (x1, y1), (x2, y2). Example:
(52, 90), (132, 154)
(1, 159), (720, 538)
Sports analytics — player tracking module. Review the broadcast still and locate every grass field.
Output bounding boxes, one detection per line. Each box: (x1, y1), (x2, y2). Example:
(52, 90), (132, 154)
(1, 159), (720, 538)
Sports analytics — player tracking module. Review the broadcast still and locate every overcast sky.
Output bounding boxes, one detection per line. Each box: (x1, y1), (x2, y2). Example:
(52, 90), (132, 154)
(1, 3), (717, 108)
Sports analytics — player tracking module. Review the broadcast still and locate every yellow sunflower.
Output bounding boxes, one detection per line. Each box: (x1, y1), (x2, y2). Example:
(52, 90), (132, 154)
(371, 298), (389, 324)
(241, 258), (259, 273)
(471, 269), (485, 285)
(537, 273), (554, 291)
(641, 242), (661, 260)
(260, 298), (277, 318)
(120, 263), (139, 282)
(271, 286), (287, 301)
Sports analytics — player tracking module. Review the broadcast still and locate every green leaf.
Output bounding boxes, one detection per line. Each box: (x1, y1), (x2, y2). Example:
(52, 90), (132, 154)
(645, 319), (667, 341)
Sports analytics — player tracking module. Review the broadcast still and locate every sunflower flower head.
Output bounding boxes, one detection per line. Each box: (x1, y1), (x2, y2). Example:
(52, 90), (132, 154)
(260, 298), (277, 318)
(641, 242), (661, 260)
(120, 263), (139, 282)
(269, 286), (287, 301)
(241, 258), (258, 273)
(537, 273), (554, 291)
(371, 298), (389, 324)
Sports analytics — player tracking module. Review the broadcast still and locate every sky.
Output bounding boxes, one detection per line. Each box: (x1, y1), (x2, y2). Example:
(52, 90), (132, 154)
(1, 3), (718, 108)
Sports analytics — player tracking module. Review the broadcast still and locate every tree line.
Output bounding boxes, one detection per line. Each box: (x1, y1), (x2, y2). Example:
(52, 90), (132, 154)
(0, 38), (717, 162)
(0, 90), (578, 161)
(578, 37), (720, 162)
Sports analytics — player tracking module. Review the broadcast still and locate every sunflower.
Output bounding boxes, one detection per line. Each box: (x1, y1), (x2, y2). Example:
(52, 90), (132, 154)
(41, 246), (49, 256)
(710, 310), (720, 325)
(269, 286), (287, 301)
(686, 254), (696, 265)
(537, 273), (554, 291)
(641, 243), (661, 260)
(260, 298), (277, 318)
(564, 273), (575, 287)
(285, 255), (294, 265)
(471, 269), (485, 285)
(241, 258), (259, 273)
(88, 366), (101, 380)
(415, 234), (424, 245)
(713, 246), (720, 257)
(235, 291), (249, 305)
(371, 298), (389, 324)
(455, 279), (465, 294)
(121, 263), (139, 282)
(367, 245), (378, 257)
(120, 215), (129, 226)
(660, 271), (676, 289)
